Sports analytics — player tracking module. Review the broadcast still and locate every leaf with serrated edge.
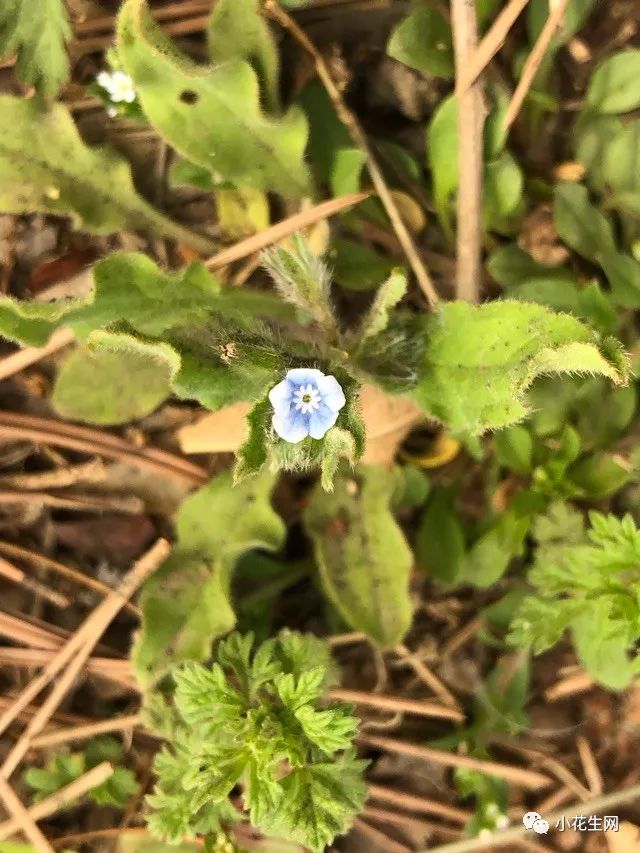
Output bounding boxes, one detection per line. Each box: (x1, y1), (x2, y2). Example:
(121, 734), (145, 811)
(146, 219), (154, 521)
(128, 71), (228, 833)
(0, 97), (213, 253)
(412, 300), (628, 435)
(117, 0), (310, 197)
(303, 466), (413, 646)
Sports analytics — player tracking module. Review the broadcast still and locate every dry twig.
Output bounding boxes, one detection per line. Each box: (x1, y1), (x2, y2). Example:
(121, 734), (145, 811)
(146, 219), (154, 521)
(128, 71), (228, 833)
(576, 735), (603, 795)
(367, 783), (471, 825)
(0, 328), (75, 382)
(0, 557), (70, 608)
(327, 687), (464, 722)
(358, 733), (551, 790)
(353, 816), (411, 853)
(0, 773), (53, 852)
(504, 0), (571, 128)
(394, 643), (460, 708)
(0, 541), (140, 617)
(31, 714), (142, 749)
(0, 539), (170, 777)
(456, 0), (531, 95)
(263, 1), (440, 308)
(205, 193), (368, 269)
(451, 0), (486, 302)
(0, 762), (114, 841)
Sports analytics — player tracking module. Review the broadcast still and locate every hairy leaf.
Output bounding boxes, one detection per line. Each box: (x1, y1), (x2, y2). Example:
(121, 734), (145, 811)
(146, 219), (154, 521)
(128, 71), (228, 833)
(303, 466), (413, 646)
(208, 0), (280, 113)
(132, 470), (285, 686)
(0, 0), (71, 95)
(52, 346), (171, 426)
(0, 97), (212, 252)
(412, 300), (628, 435)
(117, 0), (310, 196)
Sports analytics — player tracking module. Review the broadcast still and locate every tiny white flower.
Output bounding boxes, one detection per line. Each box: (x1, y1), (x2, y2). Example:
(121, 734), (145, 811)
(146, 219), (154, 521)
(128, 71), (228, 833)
(496, 814), (510, 830)
(96, 70), (136, 104)
(107, 106), (118, 118)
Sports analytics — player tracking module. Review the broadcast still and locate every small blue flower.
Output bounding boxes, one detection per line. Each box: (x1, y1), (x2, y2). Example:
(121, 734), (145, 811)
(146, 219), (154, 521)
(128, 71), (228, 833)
(268, 368), (346, 443)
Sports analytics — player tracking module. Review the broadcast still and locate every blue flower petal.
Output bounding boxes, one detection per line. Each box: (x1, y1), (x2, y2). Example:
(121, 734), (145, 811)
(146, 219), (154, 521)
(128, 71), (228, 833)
(285, 367), (325, 387)
(268, 378), (294, 410)
(273, 407), (309, 443)
(316, 374), (346, 412)
(308, 403), (339, 439)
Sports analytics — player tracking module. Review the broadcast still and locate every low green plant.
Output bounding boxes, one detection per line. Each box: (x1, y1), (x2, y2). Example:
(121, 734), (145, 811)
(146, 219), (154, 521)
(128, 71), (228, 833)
(24, 737), (138, 807)
(509, 509), (640, 690)
(143, 631), (367, 853)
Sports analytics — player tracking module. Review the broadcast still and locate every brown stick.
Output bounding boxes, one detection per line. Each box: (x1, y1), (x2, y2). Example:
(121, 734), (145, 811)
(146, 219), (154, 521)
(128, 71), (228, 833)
(0, 647), (135, 689)
(0, 411), (207, 486)
(544, 670), (595, 701)
(31, 714), (141, 749)
(0, 557), (70, 608)
(327, 687), (464, 722)
(0, 539), (170, 773)
(0, 328), (75, 382)
(264, 1), (440, 309)
(451, 0), (486, 302)
(0, 774), (53, 852)
(358, 733), (551, 790)
(205, 193), (368, 269)
(503, 0), (571, 129)
(0, 541), (140, 617)
(456, 0), (531, 95)
(0, 490), (143, 514)
(394, 643), (460, 709)
(576, 735), (603, 796)
(0, 762), (114, 841)
(367, 783), (471, 825)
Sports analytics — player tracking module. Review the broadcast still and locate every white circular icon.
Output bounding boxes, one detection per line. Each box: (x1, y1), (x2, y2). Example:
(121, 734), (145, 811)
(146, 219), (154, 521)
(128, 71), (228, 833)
(522, 812), (541, 830)
(533, 818), (550, 834)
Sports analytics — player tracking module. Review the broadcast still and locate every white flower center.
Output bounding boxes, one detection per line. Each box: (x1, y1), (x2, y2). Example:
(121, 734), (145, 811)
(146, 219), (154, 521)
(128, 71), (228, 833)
(293, 383), (321, 415)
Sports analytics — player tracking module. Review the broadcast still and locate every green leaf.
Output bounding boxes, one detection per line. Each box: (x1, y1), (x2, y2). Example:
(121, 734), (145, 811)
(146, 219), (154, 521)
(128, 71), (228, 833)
(132, 469), (286, 686)
(51, 345), (171, 426)
(117, 0), (310, 196)
(261, 235), (336, 333)
(601, 120), (640, 196)
(330, 238), (396, 292)
(494, 425), (534, 475)
(553, 182), (616, 262)
(354, 269), (408, 344)
(483, 151), (524, 229)
(426, 94), (458, 234)
(568, 453), (631, 498)
(0, 98), (213, 253)
(600, 250), (640, 309)
(574, 113), (624, 191)
(0, 0), (71, 96)
(412, 300), (628, 435)
(269, 758), (368, 853)
(208, 0), (280, 113)
(303, 466), (413, 646)
(387, 5), (454, 79)
(586, 49), (640, 114)
(415, 489), (466, 585)
(527, 0), (596, 47)
(175, 662), (245, 726)
(330, 148), (366, 197)
(487, 243), (573, 289)
(463, 505), (533, 587)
